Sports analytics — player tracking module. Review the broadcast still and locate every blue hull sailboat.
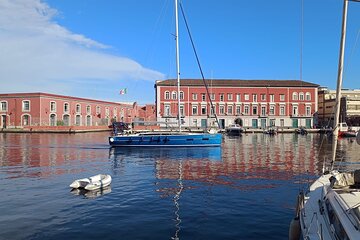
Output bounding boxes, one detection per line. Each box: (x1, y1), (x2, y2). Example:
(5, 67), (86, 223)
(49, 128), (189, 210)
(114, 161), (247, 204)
(109, 0), (222, 147)
(109, 132), (222, 147)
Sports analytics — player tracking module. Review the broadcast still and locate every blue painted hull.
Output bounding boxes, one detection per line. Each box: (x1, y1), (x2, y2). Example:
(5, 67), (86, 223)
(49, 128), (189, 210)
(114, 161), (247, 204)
(109, 133), (222, 147)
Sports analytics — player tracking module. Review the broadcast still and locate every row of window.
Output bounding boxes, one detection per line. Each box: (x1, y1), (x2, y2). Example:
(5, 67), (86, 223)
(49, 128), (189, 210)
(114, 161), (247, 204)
(163, 105), (312, 117)
(0, 101), (125, 117)
(0, 100), (30, 112)
(164, 91), (312, 102)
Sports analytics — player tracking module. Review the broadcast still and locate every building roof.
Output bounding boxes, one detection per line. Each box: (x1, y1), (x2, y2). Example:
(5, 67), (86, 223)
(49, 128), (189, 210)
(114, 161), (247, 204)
(155, 79), (319, 88)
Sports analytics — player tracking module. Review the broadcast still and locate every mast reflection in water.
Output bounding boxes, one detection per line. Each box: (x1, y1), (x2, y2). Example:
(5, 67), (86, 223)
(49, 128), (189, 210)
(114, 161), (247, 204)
(0, 132), (359, 240)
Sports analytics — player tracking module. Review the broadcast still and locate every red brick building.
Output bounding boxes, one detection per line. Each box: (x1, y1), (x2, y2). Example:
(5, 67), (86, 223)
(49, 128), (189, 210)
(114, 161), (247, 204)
(0, 92), (136, 129)
(155, 79), (319, 129)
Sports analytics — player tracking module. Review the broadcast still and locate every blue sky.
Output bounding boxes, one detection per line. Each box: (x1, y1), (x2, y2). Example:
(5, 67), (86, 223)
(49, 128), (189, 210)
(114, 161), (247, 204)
(0, 0), (359, 104)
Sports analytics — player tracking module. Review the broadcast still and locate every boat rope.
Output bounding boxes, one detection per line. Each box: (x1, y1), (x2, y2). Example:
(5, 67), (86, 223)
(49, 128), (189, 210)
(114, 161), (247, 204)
(178, 1), (221, 130)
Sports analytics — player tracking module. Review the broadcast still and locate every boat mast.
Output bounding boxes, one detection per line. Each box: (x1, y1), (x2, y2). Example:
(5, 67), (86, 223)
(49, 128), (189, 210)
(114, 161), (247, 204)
(175, 0), (182, 131)
(333, 0), (348, 137)
(331, 0), (349, 163)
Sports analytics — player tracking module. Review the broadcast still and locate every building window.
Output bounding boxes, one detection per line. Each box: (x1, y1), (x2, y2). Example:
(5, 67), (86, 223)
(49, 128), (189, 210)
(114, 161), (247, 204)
(269, 105), (275, 115)
(210, 93), (215, 100)
(164, 105), (170, 116)
(50, 114), (56, 126)
(220, 94), (224, 102)
(280, 106), (285, 115)
(75, 115), (81, 126)
(299, 92), (304, 101)
(86, 105), (91, 115)
(292, 106), (298, 116)
(172, 91), (177, 100)
(210, 106), (216, 115)
(252, 106), (258, 115)
(261, 106), (266, 116)
(236, 94), (241, 102)
(219, 105), (225, 115)
(261, 94), (266, 101)
(201, 93), (206, 101)
(292, 92), (298, 100)
(180, 105), (184, 116)
(113, 107), (117, 117)
(270, 119), (275, 127)
(63, 115), (70, 126)
(64, 103), (69, 113)
(192, 105), (198, 115)
(50, 101), (56, 112)
(244, 94), (249, 101)
(96, 106), (100, 114)
(105, 107), (109, 117)
(236, 105), (241, 115)
(227, 93), (233, 101)
(179, 91), (184, 100)
(252, 94), (257, 102)
(280, 119), (284, 127)
(165, 91), (170, 100)
(22, 100), (30, 111)
(76, 104), (81, 113)
(86, 115), (91, 126)
(201, 105), (207, 115)
(306, 106), (311, 116)
(280, 94), (285, 101)
(0, 101), (7, 111)
(227, 105), (233, 115)
(192, 93), (197, 100)
(244, 105), (249, 115)
(22, 115), (30, 126)
(270, 94), (275, 103)
(306, 92), (311, 101)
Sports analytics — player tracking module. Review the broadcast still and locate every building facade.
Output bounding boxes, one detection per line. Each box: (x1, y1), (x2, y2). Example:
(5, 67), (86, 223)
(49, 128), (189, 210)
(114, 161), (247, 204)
(318, 87), (360, 127)
(155, 79), (319, 129)
(0, 93), (136, 129)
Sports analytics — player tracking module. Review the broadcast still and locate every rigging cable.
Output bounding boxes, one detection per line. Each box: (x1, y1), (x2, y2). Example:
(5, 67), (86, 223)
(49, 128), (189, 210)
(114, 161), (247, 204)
(178, 1), (221, 129)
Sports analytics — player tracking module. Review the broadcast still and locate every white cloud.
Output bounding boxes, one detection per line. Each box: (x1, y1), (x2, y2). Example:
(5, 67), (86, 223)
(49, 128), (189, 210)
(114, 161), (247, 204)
(0, 0), (164, 94)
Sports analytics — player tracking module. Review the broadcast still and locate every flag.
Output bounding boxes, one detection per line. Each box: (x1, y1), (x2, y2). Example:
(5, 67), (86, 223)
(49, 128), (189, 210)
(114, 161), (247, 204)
(119, 88), (127, 95)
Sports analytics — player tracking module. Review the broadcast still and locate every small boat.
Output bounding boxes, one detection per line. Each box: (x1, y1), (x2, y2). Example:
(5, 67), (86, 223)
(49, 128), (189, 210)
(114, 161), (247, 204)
(263, 127), (277, 135)
(69, 174), (112, 191)
(225, 124), (243, 136)
(295, 127), (308, 135)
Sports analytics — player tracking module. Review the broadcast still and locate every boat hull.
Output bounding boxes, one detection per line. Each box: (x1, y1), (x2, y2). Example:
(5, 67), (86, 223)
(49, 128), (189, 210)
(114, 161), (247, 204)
(109, 133), (222, 147)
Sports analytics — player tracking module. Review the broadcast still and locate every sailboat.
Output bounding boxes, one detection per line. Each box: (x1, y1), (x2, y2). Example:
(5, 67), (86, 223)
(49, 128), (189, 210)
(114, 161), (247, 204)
(108, 0), (222, 147)
(289, 1), (360, 239)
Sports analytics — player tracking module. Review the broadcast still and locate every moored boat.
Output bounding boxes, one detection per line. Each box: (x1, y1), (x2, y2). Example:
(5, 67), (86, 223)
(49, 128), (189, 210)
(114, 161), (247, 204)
(225, 124), (243, 136)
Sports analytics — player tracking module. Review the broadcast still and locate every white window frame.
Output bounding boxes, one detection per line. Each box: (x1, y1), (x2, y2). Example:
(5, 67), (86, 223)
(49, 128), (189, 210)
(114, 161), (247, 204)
(244, 94), (249, 101)
(192, 93), (197, 100)
(76, 104), (81, 113)
(0, 101), (8, 112)
(22, 100), (30, 112)
(165, 91), (170, 100)
(227, 93), (233, 101)
(86, 105), (91, 115)
(64, 102), (70, 113)
(192, 105), (198, 115)
(50, 101), (56, 112)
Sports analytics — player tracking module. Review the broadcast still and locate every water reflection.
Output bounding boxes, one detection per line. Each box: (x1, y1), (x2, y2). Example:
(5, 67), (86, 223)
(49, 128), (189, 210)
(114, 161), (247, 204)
(70, 186), (112, 199)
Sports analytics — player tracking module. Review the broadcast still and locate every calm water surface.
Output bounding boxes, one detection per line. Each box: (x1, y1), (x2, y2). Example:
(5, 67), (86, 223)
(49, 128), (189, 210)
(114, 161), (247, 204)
(0, 132), (359, 240)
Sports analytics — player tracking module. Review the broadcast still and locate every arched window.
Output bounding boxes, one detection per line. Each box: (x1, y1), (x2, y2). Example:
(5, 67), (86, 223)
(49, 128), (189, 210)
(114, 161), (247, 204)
(76, 104), (81, 113)
(292, 92), (298, 101)
(306, 92), (311, 101)
(86, 115), (91, 126)
(22, 115), (30, 126)
(50, 114), (56, 126)
(299, 92), (304, 101)
(165, 91), (170, 100)
(75, 115), (81, 126)
(64, 103), (69, 113)
(172, 91), (177, 100)
(63, 114), (70, 126)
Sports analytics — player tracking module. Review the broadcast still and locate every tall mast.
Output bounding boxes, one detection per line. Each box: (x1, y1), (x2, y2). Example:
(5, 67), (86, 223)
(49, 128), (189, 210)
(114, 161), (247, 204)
(332, 0), (348, 163)
(175, 0), (181, 131)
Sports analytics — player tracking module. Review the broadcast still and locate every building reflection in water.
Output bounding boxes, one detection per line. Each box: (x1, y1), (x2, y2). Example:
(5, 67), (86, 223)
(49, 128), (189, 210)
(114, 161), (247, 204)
(0, 133), (108, 179)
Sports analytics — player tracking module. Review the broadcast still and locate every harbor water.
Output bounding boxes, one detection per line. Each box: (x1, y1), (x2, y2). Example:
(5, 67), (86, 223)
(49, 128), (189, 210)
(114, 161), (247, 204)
(0, 132), (359, 240)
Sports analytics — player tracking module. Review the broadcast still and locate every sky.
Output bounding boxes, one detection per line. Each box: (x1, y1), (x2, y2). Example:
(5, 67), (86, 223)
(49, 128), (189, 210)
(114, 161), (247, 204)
(0, 0), (359, 104)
